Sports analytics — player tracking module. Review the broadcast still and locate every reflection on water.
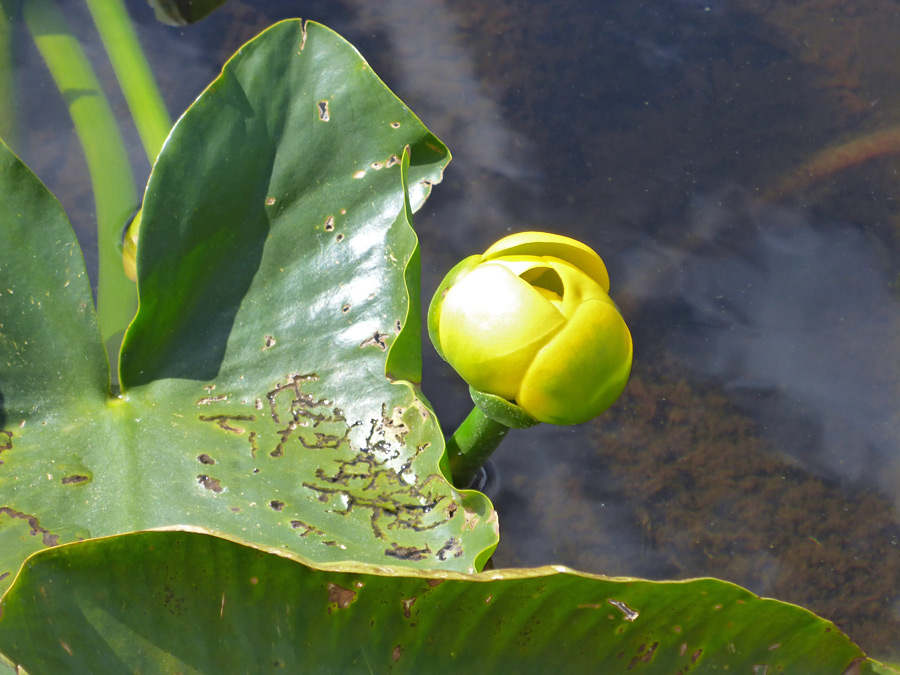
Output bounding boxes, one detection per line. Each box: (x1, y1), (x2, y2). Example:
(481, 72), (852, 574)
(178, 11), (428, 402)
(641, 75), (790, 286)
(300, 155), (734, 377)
(625, 191), (900, 494)
(6, 0), (900, 660)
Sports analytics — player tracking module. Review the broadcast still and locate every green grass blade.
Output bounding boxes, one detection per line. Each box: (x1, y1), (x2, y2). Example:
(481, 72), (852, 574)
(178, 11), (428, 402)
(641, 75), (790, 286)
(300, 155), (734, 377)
(22, 0), (138, 358)
(0, 0), (16, 147)
(85, 0), (172, 163)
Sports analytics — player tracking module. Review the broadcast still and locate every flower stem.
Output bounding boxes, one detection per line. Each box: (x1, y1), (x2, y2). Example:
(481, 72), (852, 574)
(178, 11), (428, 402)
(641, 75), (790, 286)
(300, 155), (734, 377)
(85, 0), (172, 163)
(446, 406), (510, 488)
(23, 0), (138, 378)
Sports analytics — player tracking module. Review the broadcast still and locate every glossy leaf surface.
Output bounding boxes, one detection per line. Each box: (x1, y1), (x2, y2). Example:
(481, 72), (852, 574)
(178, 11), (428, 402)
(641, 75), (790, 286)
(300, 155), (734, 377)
(0, 20), (497, 600)
(0, 530), (877, 673)
(146, 0), (230, 25)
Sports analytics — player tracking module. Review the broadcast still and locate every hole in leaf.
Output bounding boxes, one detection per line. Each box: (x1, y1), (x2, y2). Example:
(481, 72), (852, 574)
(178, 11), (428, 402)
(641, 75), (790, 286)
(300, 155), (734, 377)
(198, 475), (224, 493)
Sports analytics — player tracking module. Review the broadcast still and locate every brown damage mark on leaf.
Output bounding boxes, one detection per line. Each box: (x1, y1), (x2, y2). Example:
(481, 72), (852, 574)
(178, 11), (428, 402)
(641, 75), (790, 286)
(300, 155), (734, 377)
(394, 320), (402, 334)
(385, 543), (431, 561)
(360, 332), (387, 351)
(692, 649), (702, 664)
(0, 571), (9, 582)
(0, 429), (12, 464)
(768, 643), (781, 650)
(341, 304), (351, 314)
(199, 414), (255, 436)
(436, 536), (463, 560)
(401, 596), (417, 618)
(608, 598), (639, 621)
(324, 215), (335, 232)
(60, 475), (89, 486)
(386, 154), (400, 167)
(628, 642), (659, 669)
(59, 640), (73, 656)
(198, 394), (228, 405)
(426, 579), (443, 587)
(270, 500), (285, 511)
(197, 475), (224, 493)
(463, 506), (482, 531)
(264, 374), (349, 458)
(290, 520), (325, 537)
(198, 453), (215, 465)
(392, 645), (403, 662)
(352, 170), (366, 179)
(265, 196), (276, 206)
(326, 582), (356, 609)
(210, 379), (453, 548)
(262, 335), (276, 350)
(335, 233), (345, 243)
(317, 100), (330, 122)
(302, 407), (445, 544)
(0, 507), (59, 546)
(390, 122), (401, 129)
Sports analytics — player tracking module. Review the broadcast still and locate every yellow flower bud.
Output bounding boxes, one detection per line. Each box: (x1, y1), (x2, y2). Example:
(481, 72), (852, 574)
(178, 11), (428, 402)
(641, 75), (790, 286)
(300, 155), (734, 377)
(121, 208), (142, 282)
(428, 232), (632, 425)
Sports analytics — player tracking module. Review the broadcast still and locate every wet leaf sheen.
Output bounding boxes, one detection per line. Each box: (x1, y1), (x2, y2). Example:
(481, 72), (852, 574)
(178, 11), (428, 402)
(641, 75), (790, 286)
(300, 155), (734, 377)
(0, 531), (876, 673)
(0, 20), (496, 599)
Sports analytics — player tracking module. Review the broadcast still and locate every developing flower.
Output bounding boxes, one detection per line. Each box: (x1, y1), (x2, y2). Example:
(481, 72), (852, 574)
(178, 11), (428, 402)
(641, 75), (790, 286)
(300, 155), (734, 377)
(428, 232), (632, 425)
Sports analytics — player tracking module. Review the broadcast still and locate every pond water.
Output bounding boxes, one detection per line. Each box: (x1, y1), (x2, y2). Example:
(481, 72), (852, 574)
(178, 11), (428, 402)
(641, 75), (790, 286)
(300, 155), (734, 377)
(6, 0), (900, 660)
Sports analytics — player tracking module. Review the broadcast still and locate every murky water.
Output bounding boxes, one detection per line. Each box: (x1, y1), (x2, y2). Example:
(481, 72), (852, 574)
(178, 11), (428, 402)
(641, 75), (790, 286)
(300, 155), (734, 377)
(6, 0), (900, 660)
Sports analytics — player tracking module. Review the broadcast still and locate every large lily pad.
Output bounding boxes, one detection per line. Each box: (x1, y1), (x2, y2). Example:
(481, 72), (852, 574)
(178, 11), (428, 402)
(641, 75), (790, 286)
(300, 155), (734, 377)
(0, 530), (878, 672)
(0, 20), (497, 599)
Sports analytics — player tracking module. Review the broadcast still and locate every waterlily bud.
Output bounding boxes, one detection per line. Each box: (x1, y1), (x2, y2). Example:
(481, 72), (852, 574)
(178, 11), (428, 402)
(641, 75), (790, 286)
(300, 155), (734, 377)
(121, 207), (142, 282)
(428, 232), (632, 425)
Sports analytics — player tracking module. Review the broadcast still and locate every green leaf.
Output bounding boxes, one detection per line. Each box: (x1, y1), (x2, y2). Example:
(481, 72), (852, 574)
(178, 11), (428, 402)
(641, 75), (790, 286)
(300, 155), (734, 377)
(145, 0), (230, 25)
(0, 20), (497, 599)
(0, 530), (877, 673)
(469, 386), (539, 429)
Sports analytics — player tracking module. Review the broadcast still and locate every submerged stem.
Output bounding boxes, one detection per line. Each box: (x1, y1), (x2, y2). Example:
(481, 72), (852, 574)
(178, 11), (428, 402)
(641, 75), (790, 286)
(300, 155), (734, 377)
(23, 0), (138, 379)
(85, 0), (172, 163)
(446, 407), (510, 488)
(0, 0), (17, 147)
